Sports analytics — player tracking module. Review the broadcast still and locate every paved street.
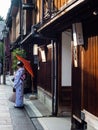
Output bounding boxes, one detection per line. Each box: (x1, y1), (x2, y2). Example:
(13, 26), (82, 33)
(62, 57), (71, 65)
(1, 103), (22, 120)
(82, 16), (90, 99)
(0, 85), (12, 130)
(0, 75), (36, 130)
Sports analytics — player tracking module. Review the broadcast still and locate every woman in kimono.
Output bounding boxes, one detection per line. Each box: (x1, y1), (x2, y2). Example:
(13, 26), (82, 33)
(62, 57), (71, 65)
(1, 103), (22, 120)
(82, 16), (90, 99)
(14, 61), (25, 108)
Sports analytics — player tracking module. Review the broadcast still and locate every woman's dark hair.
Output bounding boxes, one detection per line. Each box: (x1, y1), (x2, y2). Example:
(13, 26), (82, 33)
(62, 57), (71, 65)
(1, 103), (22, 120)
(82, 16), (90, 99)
(17, 61), (24, 67)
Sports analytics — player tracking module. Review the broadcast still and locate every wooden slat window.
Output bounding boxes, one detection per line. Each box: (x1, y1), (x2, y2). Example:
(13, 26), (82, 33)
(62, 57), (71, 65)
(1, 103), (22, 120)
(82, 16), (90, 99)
(36, 0), (73, 23)
(54, 0), (58, 10)
(61, 0), (66, 7)
(54, 0), (73, 10)
(36, 0), (40, 23)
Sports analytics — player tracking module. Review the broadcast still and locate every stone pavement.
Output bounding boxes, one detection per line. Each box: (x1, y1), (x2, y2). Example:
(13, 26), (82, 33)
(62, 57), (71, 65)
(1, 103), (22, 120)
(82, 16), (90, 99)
(0, 85), (13, 130)
(24, 96), (71, 130)
(0, 75), (36, 130)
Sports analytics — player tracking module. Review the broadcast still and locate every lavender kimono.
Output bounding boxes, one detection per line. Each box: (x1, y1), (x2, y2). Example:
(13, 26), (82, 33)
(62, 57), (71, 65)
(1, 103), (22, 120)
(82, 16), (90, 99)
(14, 67), (25, 107)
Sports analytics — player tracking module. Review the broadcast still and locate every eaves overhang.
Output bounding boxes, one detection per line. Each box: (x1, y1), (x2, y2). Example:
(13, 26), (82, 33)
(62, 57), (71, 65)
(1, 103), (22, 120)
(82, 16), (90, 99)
(20, 25), (57, 46)
(20, 32), (53, 46)
(10, 35), (21, 51)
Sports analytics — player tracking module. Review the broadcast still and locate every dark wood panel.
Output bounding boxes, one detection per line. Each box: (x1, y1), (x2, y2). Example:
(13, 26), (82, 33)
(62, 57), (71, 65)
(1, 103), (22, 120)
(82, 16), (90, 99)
(59, 87), (72, 106)
(37, 45), (52, 93)
(72, 66), (81, 118)
(58, 87), (72, 115)
(95, 36), (98, 116)
(83, 22), (98, 116)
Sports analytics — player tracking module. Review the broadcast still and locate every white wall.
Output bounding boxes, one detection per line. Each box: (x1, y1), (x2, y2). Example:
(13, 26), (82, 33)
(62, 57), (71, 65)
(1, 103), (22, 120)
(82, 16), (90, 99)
(61, 31), (72, 86)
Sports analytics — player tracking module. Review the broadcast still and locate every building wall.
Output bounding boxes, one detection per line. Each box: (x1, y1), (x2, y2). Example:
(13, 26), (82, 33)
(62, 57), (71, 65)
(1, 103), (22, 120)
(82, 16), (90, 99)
(11, 17), (16, 42)
(16, 11), (20, 39)
(82, 20), (98, 116)
(36, 0), (73, 24)
(38, 44), (52, 93)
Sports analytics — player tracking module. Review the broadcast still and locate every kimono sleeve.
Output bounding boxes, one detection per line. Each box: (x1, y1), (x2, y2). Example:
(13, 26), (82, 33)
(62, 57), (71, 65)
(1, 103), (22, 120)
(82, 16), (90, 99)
(14, 70), (22, 89)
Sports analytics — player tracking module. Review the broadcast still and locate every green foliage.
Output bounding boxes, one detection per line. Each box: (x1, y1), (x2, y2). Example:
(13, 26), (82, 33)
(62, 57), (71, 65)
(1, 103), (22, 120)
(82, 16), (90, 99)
(12, 48), (26, 71)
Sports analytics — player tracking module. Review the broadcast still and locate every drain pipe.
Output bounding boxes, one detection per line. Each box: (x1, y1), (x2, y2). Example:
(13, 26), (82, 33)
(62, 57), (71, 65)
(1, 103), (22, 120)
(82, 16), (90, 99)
(52, 40), (58, 116)
(19, 0), (23, 41)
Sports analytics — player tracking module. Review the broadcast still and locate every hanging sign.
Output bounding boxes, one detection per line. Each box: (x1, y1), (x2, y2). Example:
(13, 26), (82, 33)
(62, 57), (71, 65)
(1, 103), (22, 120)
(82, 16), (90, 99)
(72, 23), (84, 46)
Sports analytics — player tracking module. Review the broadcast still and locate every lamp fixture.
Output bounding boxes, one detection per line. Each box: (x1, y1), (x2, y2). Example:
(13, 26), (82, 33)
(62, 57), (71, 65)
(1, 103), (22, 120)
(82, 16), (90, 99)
(93, 10), (98, 16)
(33, 44), (38, 55)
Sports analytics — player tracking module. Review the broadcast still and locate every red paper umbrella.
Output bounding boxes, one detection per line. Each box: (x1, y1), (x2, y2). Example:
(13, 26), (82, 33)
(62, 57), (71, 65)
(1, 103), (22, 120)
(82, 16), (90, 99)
(16, 54), (34, 77)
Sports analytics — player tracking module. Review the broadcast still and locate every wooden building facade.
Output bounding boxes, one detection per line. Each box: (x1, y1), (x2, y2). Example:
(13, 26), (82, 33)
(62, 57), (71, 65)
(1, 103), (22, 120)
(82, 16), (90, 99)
(6, 0), (98, 129)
